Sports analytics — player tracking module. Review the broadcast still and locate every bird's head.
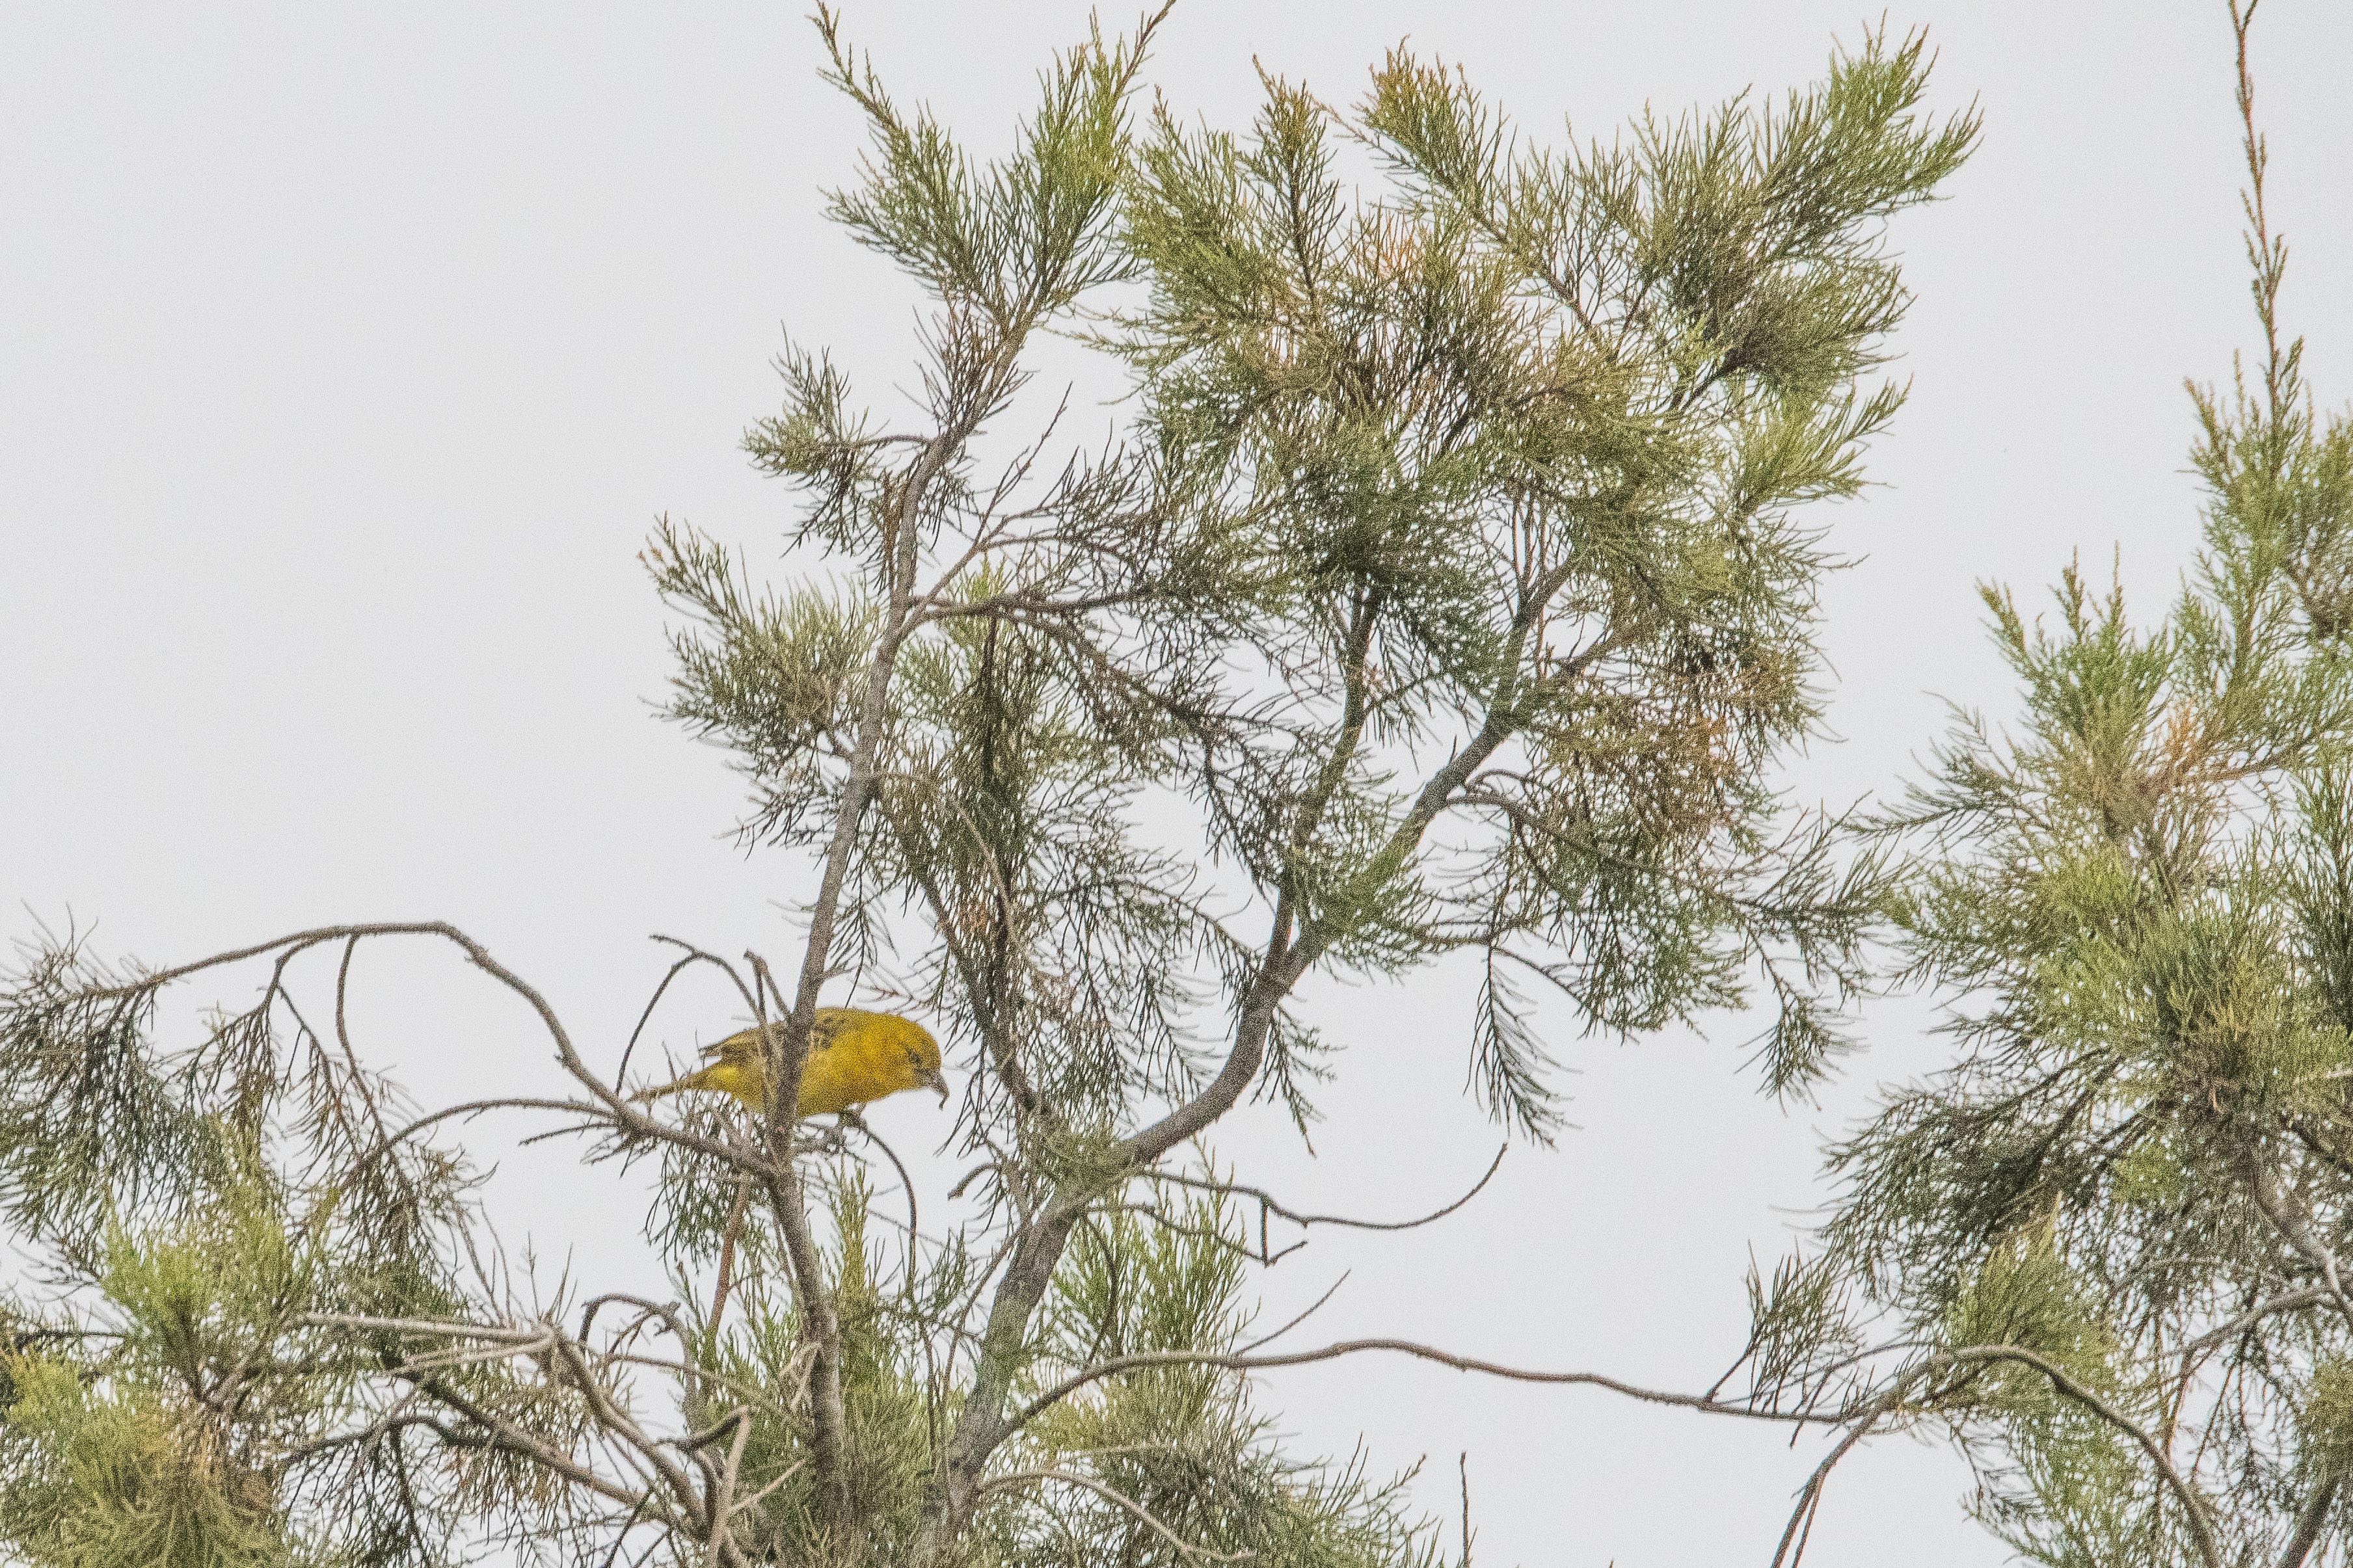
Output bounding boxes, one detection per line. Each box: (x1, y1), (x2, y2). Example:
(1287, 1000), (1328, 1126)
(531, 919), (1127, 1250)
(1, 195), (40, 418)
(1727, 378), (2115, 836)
(878, 1015), (949, 1104)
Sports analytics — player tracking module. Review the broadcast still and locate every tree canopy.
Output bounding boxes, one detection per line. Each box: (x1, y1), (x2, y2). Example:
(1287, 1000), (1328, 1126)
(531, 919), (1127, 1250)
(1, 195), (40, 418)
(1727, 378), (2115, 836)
(0, 8), (1978, 1566)
(1753, 7), (2353, 1565)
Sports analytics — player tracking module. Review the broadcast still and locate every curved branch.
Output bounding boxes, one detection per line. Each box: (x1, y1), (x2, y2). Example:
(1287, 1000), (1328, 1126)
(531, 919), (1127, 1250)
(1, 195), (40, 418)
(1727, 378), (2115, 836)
(1236, 1272), (1349, 1355)
(2181, 1286), (2332, 1357)
(615, 950), (700, 1091)
(2248, 1162), (2353, 1327)
(844, 1111), (923, 1286)
(1772, 1377), (1915, 1568)
(1004, 1335), (1860, 1442)
(977, 1467), (1253, 1563)
(1941, 1344), (2222, 1568)
(103, 922), (782, 1178)
(1137, 1145), (1505, 1239)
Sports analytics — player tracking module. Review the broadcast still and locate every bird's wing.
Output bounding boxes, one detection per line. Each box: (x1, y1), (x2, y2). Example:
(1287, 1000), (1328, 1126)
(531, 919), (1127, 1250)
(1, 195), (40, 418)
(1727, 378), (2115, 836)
(704, 1027), (762, 1065)
(704, 1015), (849, 1064)
(808, 1009), (851, 1054)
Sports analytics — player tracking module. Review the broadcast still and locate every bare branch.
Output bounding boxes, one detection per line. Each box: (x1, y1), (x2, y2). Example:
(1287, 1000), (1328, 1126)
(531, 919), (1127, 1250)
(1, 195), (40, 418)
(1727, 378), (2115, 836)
(1004, 1335), (1862, 1442)
(1137, 1145), (1507, 1243)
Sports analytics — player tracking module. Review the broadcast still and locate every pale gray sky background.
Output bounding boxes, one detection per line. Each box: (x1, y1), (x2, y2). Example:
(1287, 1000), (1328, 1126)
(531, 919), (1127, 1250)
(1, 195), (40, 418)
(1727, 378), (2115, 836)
(5, 3), (2352, 1563)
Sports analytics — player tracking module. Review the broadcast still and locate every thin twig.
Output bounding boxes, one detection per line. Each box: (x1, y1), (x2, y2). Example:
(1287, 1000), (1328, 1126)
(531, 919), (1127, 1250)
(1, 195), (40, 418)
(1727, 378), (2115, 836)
(1236, 1272), (1350, 1355)
(618, 951), (700, 1092)
(978, 1468), (1254, 1562)
(709, 1178), (754, 1336)
(1138, 1145), (1506, 1246)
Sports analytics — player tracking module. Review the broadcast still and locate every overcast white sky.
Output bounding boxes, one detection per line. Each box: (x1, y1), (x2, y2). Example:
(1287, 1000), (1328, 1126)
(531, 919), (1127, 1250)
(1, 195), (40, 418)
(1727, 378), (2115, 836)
(6, 3), (2352, 1563)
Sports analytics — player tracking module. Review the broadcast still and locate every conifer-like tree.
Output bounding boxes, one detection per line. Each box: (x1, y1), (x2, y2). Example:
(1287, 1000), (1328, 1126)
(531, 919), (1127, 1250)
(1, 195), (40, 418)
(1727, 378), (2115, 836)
(0, 9), (1970, 1564)
(1754, 7), (2353, 1565)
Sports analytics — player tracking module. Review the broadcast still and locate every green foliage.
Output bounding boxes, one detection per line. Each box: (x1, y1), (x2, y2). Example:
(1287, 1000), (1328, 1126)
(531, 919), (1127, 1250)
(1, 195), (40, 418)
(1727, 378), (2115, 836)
(654, 525), (887, 847)
(999, 1201), (1439, 1567)
(820, 3), (1143, 323)
(1808, 18), (2353, 1560)
(0, 932), (559, 1568)
(1108, 22), (1967, 1117)
(0, 1356), (286, 1568)
(2298, 1357), (2353, 1484)
(0, 938), (232, 1249)
(1944, 1242), (2112, 1399)
(688, 1178), (940, 1565)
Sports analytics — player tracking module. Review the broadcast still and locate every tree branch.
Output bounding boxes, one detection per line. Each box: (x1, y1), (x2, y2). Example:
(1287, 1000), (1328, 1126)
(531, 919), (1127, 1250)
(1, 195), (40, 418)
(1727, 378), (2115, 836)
(976, 1467), (1254, 1562)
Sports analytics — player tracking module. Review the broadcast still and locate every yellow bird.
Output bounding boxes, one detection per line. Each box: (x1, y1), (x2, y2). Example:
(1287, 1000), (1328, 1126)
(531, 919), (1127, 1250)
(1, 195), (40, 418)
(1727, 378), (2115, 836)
(637, 1008), (948, 1118)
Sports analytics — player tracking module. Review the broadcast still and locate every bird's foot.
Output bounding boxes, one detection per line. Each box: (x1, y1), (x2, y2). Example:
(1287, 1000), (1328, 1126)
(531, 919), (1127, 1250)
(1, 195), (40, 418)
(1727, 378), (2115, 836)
(803, 1120), (855, 1157)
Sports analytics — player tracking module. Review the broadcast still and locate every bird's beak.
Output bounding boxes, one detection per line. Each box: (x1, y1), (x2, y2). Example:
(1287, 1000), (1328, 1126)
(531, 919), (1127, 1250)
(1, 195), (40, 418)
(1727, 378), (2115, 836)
(922, 1067), (949, 1104)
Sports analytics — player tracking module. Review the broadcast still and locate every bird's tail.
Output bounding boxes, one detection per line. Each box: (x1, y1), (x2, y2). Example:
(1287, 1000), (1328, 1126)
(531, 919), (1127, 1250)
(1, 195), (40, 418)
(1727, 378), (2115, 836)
(631, 1066), (716, 1104)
